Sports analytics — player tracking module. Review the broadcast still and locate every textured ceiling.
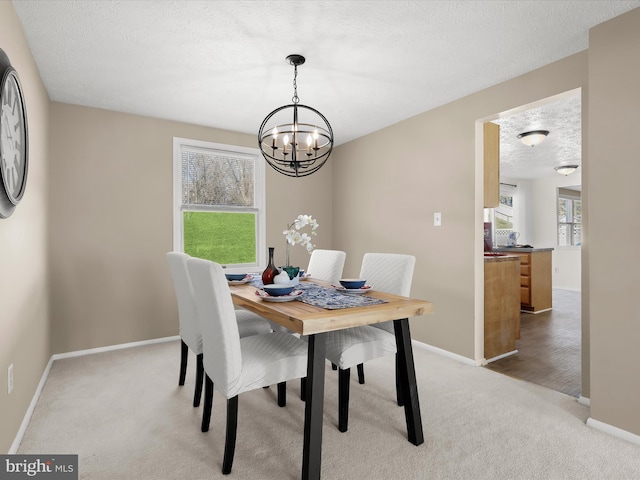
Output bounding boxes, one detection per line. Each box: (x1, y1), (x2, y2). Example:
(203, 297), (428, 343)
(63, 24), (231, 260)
(495, 90), (582, 180)
(11, 0), (640, 179)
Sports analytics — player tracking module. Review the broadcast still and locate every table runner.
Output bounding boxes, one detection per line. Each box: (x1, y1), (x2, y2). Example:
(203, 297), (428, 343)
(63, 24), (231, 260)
(247, 275), (387, 310)
(297, 284), (388, 310)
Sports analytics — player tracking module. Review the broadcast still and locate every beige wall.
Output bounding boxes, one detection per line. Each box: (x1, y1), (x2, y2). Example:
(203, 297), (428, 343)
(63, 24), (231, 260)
(0, 2), (51, 453)
(588, 8), (640, 435)
(332, 52), (588, 363)
(48, 103), (333, 354)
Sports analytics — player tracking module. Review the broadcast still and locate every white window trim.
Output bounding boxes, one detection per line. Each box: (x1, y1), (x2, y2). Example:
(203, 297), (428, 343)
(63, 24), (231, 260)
(172, 137), (266, 272)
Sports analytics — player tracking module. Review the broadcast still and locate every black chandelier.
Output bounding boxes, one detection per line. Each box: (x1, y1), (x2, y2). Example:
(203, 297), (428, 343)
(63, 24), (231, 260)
(258, 54), (333, 177)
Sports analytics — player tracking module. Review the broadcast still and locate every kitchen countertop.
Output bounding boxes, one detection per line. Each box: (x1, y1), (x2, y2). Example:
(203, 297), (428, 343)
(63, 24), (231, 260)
(493, 246), (554, 253)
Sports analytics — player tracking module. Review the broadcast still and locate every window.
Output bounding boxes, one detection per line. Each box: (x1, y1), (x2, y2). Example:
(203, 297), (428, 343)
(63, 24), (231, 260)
(173, 138), (265, 270)
(495, 193), (514, 229)
(557, 187), (581, 246)
(490, 183), (517, 246)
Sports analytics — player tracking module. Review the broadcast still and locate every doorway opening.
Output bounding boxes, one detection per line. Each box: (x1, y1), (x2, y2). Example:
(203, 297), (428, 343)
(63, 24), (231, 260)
(481, 89), (583, 398)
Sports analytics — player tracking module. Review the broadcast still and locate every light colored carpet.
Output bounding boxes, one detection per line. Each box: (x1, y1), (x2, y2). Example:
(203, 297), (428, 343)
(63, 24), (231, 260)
(17, 339), (640, 479)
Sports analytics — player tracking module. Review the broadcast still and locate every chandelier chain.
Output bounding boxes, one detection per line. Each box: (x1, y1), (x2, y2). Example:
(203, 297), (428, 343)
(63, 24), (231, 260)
(292, 64), (299, 104)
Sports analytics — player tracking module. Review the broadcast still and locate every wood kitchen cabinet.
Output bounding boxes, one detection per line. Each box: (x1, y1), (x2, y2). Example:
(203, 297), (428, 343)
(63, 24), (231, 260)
(484, 255), (520, 360)
(483, 121), (500, 208)
(501, 249), (553, 313)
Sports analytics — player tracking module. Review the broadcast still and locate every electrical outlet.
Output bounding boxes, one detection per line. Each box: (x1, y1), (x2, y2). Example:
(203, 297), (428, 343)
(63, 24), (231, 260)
(554, 267), (559, 273)
(434, 212), (442, 227)
(8, 364), (13, 395)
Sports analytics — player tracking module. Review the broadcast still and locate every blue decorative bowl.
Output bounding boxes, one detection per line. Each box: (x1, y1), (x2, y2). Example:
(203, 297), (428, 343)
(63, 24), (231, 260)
(339, 279), (366, 289)
(225, 273), (247, 281)
(263, 284), (295, 297)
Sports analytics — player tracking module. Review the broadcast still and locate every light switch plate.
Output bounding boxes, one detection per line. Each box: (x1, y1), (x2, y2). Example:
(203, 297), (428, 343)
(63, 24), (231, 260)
(434, 212), (442, 227)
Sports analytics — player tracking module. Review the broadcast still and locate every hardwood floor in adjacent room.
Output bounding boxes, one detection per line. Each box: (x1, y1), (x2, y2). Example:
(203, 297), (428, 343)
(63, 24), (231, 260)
(485, 289), (581, 398)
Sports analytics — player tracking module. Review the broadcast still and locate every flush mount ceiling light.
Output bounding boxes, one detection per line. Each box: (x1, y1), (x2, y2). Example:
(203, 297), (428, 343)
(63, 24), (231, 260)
(554, 165), (579, 175)
(258, 54), (333, 178)
(517, 130), (549, 147)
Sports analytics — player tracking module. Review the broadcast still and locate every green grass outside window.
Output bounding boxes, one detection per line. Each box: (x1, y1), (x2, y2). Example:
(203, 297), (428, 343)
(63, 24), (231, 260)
(183, 211), (256, 264)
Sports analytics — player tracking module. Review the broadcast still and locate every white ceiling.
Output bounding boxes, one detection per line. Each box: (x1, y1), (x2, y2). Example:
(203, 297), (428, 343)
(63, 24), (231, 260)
(11, 0), (640, 178)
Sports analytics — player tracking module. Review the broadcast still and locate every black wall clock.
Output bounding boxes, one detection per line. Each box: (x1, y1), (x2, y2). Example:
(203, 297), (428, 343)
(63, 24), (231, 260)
(0, 48), (29, 219)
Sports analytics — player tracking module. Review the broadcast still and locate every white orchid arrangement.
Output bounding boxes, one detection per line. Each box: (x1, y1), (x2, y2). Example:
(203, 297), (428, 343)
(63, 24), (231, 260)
(283, 214), (319, 266)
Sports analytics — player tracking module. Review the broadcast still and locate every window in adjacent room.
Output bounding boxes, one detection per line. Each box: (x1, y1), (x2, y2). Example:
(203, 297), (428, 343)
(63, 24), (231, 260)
(496, 191), (514, 229)
(173, 138), (266, 270)
(493, 183), (516, 245)
(557, 187), (581, 246)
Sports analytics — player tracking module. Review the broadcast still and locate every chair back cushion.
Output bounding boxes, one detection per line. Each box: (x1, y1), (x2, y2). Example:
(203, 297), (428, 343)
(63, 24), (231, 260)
(360, 253), (416, 333)
(307, 249), (346, 284)
(166, 252), (202, 354)
(186, 257), (243, 393)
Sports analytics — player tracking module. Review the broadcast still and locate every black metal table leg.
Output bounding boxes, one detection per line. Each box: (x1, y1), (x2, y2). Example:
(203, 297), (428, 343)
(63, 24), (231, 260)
(302, 332), (326, 480)
(393, 318), (424, 446)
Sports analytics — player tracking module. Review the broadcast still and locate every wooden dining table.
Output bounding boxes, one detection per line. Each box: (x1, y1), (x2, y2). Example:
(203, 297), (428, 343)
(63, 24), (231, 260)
(229, 279), (434, 480)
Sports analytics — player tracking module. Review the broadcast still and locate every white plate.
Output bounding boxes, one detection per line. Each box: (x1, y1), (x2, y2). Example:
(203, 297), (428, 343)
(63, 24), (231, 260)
(334, 285), (372, 295)
(227, 277), (252, 285)
(255, 289), (304, 302)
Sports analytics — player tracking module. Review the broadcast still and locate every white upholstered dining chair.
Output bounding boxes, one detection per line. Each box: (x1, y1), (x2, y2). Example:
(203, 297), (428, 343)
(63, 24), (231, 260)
(306, 248), (346, 284)
(186, 257), (309, 475)
(324, 253), (416, 432)
(166, 252), (271, 411)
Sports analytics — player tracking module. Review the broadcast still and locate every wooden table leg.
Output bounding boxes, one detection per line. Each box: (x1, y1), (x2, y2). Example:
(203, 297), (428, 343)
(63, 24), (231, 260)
(302, 332), (326, 480)
(393, 318), (424, 446)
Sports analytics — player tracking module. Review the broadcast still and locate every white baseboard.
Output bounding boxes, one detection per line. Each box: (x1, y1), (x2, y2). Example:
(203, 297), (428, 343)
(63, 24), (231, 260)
(52, 335), (180, 361)
(10, 335), (180, 454)
(485, 350), (518, 363)
(578, 396), (590, 406)
(9, 356), (55, 454)
(411, 339), (477, 366)
(522, 307), (552, 314)
(587, 417), (640, 446)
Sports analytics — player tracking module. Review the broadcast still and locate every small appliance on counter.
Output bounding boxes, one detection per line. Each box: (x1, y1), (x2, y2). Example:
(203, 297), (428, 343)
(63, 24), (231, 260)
(506, 231), (520, 246)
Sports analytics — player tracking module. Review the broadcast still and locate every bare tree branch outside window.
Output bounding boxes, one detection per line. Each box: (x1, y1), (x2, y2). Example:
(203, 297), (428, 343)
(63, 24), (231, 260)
(182, 150), (255, 207)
